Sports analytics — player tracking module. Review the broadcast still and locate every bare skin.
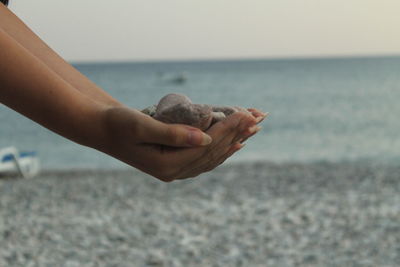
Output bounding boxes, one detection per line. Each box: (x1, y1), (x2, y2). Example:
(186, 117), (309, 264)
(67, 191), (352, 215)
(0, 4), (121, 107)
(0, 5), (266, 182)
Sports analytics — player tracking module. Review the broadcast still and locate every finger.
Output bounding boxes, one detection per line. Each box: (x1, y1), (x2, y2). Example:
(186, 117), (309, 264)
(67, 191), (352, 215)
(239, 126), (262, 143)
(193, 142), (245, 175)
(162, 112), (250, 174)
(230, 117), (261, 145)
(140, 116), (212, 147)
(248, 108), (268, 119)
(237, 111), (268, 143)
(249, 110), (269, 124)
(217, 142), (245, 166)
(175, 138), (235, 179)
(188, 112), (254, 167)
(256, 112), (269, 123)
(207, 111), (257, 143)
(195, 111), (253, 163)
(229, 110), (267, 144)
(241, 125), (262, 141)
(162, 111), (257, 177)
(210, 142), (245, 170)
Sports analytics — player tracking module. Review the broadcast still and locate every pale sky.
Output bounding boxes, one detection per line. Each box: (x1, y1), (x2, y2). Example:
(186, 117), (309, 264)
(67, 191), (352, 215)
(9, 0), (400, 62)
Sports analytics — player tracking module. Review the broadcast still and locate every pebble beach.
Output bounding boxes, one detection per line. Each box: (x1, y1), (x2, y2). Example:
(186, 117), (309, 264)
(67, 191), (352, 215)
(1, 161), (399, 266)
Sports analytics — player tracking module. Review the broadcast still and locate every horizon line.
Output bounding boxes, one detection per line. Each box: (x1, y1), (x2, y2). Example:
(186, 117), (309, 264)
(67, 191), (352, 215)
(70, 53), (400, 65)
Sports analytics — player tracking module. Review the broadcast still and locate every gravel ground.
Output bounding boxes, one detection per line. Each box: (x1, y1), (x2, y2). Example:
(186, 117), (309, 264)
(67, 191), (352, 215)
(1, 162), (400, 267)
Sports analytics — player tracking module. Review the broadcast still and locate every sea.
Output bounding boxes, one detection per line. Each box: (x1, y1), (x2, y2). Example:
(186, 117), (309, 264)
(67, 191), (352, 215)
(1, 56), (400, 170)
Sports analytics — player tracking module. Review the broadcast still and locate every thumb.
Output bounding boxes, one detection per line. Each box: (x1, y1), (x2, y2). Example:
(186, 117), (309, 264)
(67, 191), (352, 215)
(141, 118), (212, 147)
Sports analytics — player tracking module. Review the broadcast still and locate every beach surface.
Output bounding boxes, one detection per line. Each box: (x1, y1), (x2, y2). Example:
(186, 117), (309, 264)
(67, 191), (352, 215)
(1, 162), (399, 266)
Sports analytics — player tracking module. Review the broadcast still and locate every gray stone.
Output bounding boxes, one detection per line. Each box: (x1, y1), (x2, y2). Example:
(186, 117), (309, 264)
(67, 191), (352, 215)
(142, 93), (249, 130)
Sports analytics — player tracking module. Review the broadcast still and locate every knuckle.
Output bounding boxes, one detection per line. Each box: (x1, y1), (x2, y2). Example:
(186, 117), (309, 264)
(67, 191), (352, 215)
(166, 125), (181, 145)
(236, 112), (256, 132)
(225, 112), (243, 131)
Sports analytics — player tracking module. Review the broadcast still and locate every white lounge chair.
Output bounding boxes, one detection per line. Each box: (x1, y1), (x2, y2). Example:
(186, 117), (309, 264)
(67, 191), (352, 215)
(0, 146), (40, 178)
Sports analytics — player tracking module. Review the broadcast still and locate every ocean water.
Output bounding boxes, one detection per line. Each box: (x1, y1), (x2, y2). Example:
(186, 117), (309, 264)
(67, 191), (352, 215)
(1, 57), (400, 169)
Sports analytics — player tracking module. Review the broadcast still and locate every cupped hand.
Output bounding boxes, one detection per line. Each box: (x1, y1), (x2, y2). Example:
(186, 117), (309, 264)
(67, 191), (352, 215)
(100, 106), (265, 182)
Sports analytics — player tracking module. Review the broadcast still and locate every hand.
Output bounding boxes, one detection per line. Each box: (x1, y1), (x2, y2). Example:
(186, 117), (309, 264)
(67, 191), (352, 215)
(241, 108), (269, 143)
(100, 106), (263, 182)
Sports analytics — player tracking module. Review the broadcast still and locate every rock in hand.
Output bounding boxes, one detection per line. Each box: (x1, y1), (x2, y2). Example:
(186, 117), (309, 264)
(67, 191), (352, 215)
(141, 93), (252, 131)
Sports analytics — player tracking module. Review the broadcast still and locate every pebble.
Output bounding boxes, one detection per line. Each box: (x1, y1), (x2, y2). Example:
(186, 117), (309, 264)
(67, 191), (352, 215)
(0, 162), (400, 266)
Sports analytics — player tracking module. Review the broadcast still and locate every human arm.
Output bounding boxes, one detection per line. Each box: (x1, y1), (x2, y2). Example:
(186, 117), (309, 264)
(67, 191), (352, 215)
(0, 5), (267, 123)
(0, 27), (261, 181)
(0, 27), (108, 146)
(0, 4), (121, 107)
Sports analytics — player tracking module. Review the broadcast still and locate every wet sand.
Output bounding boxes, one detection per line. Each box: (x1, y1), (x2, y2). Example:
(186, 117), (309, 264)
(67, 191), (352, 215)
(1, 162), (400, 266)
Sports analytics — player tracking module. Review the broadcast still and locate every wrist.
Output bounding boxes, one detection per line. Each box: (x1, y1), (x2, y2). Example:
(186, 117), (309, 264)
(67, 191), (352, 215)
(95, 106), (144, 155)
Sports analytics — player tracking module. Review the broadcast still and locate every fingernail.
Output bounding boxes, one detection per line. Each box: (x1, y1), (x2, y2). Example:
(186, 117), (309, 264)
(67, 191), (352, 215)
(248, 125), (262, 134)
(188, 130), (212, 146)
(264, 112), (270, 118)
(201, 134), (212, 145)
(235, 143), (246, 152)
(255, 116), (264, 123)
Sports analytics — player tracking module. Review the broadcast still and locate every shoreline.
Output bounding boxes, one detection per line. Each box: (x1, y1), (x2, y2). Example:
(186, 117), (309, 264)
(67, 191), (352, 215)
(25, 159), (400, 176)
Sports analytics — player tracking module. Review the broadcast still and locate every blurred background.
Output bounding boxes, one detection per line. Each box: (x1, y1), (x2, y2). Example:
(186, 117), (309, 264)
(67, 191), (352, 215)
(1, 0), (399, 169)
(1, 1), (400, 266)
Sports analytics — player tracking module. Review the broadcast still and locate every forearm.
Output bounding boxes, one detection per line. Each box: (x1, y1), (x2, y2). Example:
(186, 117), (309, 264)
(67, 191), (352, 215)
(0, 4), (122, 107)
(0, 28), (108, 149)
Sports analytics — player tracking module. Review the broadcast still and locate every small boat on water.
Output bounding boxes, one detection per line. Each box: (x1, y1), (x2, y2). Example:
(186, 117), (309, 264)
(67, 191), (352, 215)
(170, 72), (187, 84)
(158, 72), (188, 85)
(0, 147), (40, 178)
